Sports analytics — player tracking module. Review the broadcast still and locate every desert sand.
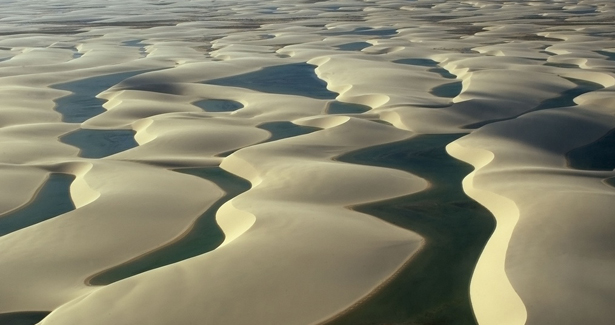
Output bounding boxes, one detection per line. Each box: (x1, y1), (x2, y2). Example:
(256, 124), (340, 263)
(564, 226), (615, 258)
(0, 0), (614, 324)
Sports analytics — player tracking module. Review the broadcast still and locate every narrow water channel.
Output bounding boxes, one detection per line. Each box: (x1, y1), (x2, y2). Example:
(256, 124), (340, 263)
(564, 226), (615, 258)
(327, 134), (495, 325)
(0, 174), (74, 237)
(88, 167), (251, 285)
(0, 311), (50, 325)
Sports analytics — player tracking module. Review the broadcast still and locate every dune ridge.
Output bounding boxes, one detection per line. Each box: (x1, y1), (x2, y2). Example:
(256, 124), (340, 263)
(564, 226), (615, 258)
(448, 106), (615, 324)
(446, 142), (527, 325)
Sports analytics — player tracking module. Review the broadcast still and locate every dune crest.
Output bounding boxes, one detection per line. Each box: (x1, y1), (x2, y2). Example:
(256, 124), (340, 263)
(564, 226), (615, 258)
(47, 162), (100, 209)
(447, 141), (527, 325)
(215, 200), (256, 247)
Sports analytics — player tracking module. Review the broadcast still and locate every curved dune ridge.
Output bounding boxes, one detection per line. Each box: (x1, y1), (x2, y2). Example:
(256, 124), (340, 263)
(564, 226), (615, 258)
(0, 0), (614, 325)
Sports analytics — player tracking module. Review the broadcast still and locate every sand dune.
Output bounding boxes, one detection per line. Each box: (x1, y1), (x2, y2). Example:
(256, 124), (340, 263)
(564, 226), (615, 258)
(449, 107), (615, 324)
(0, 0), (614, 324)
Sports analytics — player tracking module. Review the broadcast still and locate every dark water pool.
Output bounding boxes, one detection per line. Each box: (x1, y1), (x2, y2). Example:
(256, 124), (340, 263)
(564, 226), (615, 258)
(60, 129), (138, 158)
(567, 128), (615, 171)
(0, 174), (74, 237)
(193, 99), (243, 112)
(327, 101), (370, 114)
(336, 42), (371, 51)
(53, 70), (148, 123)
(0, 311), (50, 325)
(205, 63), (338, 99)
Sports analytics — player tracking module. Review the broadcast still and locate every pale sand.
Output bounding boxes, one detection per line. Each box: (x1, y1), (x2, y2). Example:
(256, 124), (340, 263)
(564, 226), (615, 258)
(0, 0), (613, 324)
(449, 107), (615, 325)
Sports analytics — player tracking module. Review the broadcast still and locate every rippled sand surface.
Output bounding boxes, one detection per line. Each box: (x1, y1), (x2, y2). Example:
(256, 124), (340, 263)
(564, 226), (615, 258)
(0, 1), (614, 324)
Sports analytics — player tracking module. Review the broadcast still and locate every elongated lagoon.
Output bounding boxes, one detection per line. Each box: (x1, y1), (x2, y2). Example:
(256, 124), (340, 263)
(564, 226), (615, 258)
(0, 311), (50, 325)
(88, 167), (251, 285)
(328, 134), (495, 325)
(0, 174), (74, 237)
(205, 63), (337, 99)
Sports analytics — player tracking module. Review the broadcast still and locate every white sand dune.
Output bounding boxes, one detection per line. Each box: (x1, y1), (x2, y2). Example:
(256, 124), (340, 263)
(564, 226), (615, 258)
(39, 118), (426, 325)
(449, 106), (615, 325)
(0, 0), (614, 324)
(0, 160), (223, 312)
